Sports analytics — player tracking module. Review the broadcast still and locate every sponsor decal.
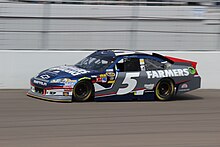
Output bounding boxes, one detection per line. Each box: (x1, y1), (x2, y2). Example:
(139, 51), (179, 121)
(134, 90), (144, 95)
(64, 79), (78, 87)
(109, 76), (115, 81)
(106, 69), (114, 72)
(95, 74), (108, 83)
(102, 77), (107, 83)
(50, 66), (90, 76)
(181, 83), (188, 89)
(188, 67), (196, 75)
(50, 78), (77, 84)
(106, 72), (115, 77)
(40, 74), (50, 80)
(33, 80), (47, 86)
(99, 74), (107, 78)
(108, 80), (115, 84)
(65, 79), (77, 83)
(179, 83), (190, 92)
(179, 88), (190, 92)
(139, 59), (145, 65)
(96, 77), (102, 83)
(106, 71), (115, 80)
(146, 68), (189, 79)
(63, 85), (74, 88)
(144, 84), (155, 90)
(96, 76), (107, 83)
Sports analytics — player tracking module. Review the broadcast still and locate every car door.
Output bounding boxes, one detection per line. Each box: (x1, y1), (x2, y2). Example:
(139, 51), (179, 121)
(95, 56), (146, 98)
(114, 57), (142, 95)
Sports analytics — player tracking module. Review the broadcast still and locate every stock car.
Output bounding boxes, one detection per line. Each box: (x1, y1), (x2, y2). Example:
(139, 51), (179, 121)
(27, 49), (201, 102)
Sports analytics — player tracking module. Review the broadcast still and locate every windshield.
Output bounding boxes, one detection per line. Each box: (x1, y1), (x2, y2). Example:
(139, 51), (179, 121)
(75, 55), (115, 71)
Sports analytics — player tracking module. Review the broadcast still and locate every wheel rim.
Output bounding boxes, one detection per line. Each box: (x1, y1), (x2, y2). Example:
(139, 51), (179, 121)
(156, 80), (173, 100)
(159, 82), (170, 97)
(75, 82), (90, 99)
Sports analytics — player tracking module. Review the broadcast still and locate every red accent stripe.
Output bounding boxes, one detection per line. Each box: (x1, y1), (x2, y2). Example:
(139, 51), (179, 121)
(134, 88), (145, 91)
(45, 86), (64, 90)
(95, 92), (117, 97)
(43, 89), (46, 95)
(176, 80), (190, 85)
(165, 56), (198, 75)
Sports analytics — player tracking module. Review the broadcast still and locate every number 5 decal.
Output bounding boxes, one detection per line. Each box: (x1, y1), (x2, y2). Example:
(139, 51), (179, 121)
(117, 72), (140, 95)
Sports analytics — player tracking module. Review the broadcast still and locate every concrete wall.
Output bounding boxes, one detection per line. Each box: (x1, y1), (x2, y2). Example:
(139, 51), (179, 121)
(0, 50), (219, 89)
(1, 3), (219, 89)
(1, 3), (220, 50)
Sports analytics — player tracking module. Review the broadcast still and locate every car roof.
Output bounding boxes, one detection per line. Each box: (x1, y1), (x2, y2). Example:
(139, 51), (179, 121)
(95, 49), (172, 63)
(97, 49), (150, 57)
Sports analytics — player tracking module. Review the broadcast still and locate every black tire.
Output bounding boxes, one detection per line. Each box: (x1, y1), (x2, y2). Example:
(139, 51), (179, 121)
(72, 80), (94, 102)
(155, 78), (175, 101)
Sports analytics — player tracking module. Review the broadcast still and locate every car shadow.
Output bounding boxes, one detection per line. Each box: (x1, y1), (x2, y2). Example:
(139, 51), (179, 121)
(94, 93), (204, 103)
(172, 93), (203, 101)
(27, 93), (204, 103)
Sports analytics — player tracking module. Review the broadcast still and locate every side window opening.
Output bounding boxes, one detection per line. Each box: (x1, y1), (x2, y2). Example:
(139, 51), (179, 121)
(144, 58), (163, 70)
(116, 58), (141, 72)
(116, 62), (124, 72)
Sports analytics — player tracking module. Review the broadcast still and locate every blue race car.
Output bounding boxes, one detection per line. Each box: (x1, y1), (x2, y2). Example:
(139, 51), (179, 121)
(27, 49), (201, 102)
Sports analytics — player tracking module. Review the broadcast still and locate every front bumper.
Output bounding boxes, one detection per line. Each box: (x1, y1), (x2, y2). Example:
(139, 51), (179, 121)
(27, 90), (72, 102)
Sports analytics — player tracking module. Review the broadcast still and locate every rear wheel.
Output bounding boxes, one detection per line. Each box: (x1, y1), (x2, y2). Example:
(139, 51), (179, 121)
(72, 80), (94, 102)
(155, 78), (174, 101)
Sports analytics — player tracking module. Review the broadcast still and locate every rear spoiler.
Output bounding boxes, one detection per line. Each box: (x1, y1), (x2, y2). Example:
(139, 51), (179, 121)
(152, 52), (197, 69)
(165, 56), (197, 69)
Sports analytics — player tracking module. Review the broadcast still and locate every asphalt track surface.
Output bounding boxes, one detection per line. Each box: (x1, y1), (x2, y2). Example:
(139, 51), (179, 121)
(0, 89), (220, 147)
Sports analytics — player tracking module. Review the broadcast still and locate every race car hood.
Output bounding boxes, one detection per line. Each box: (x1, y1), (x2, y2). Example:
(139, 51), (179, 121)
(35, 65), (93, 80)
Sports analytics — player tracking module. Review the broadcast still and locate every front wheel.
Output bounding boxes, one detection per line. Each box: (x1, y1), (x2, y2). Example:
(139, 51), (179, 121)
(155, 78), (175, 101)
(72, 80), (94, 102)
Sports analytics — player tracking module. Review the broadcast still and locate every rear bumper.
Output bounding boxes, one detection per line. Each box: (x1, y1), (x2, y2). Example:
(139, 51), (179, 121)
(27, 90), (72, 102)
(177, 75), (201, 95)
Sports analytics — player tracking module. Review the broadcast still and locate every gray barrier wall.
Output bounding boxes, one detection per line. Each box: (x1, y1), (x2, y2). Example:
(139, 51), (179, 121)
(0, 50), (219, 89)
(1, 3), (220, 50)
(0, 3), (219, 89)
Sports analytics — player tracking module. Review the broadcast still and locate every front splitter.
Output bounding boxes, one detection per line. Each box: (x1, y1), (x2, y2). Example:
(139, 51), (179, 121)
(27, 90), (72, 102)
